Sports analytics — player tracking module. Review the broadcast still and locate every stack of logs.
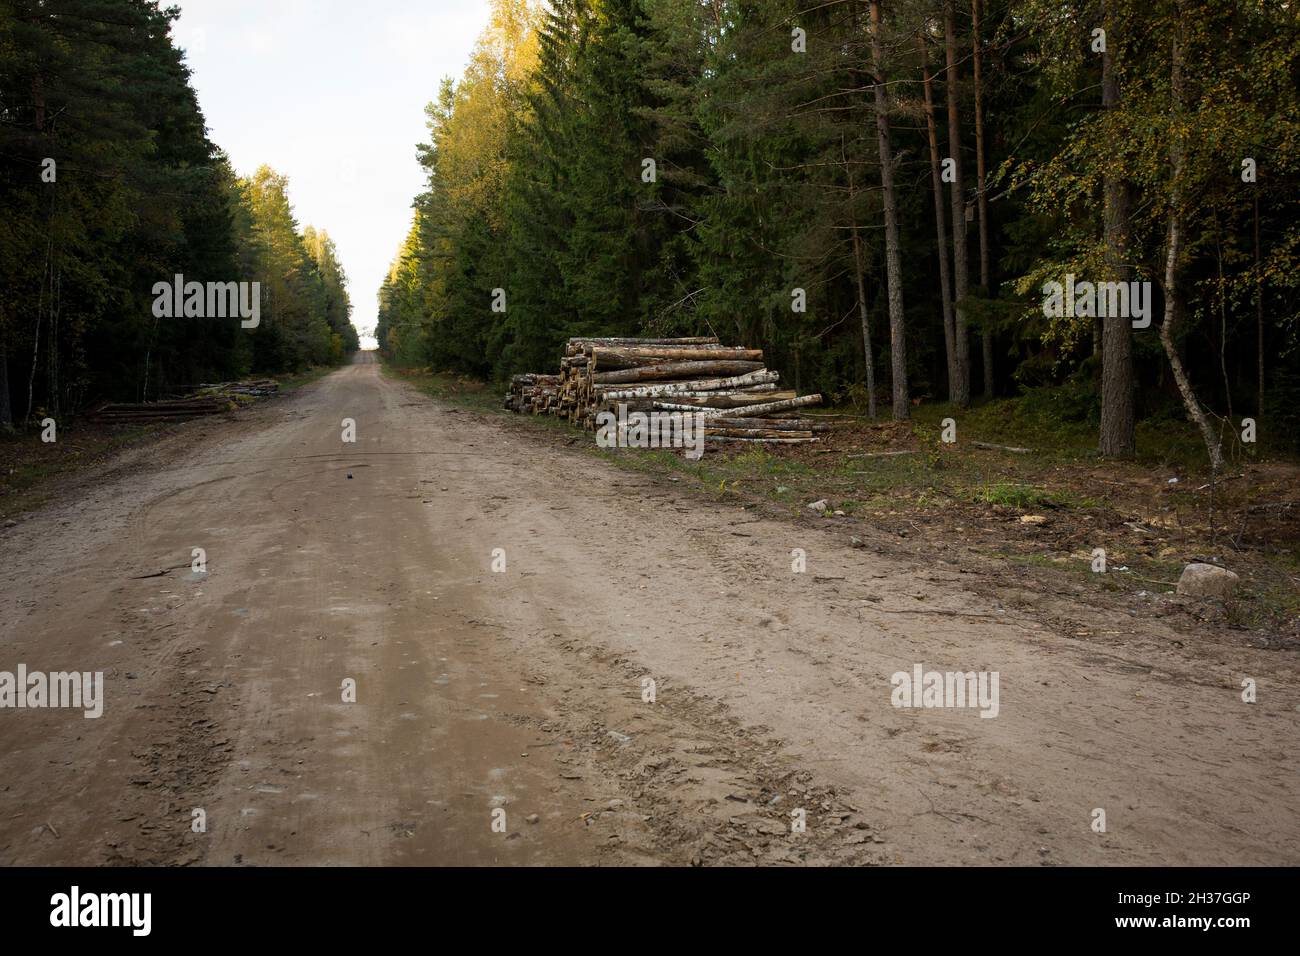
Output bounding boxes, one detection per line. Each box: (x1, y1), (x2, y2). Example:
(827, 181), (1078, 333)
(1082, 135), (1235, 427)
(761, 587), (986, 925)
(195, 379), (280, 398)
(506, 336), (826, 445)
(89, 379), (280, 423)
(503, 373), (563, 415)
(89, 397), (230, 423)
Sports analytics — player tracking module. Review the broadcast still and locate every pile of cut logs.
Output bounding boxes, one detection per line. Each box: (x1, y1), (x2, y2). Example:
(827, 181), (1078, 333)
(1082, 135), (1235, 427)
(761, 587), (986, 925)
(195, 379), (280, 398)
(503, 373), (562, 415)
(89, 397), (231, 423)
(505, 336), (826, 445)
(89, 379), (280, 423)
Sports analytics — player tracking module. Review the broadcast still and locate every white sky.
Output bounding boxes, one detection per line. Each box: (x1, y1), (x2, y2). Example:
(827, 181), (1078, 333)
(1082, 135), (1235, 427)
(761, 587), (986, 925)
(172, 0), (492, 349)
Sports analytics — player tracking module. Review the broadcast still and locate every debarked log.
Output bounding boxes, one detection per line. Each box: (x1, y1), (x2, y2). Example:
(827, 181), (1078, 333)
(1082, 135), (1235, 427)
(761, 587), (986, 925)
(592, 360), (765, 384)
(709, 394), (823, 418)
(701, 417), (832, 431)
(568, 336), (719, 347)
(704, 435), (819, 444)
(591, 346), (764, 369)
(591, 369), (779, 398)
(651, 392), (803, 413)
(603, 385), (778, 402)
(565, 336), (719, 355)
(703, 427), (815, 439)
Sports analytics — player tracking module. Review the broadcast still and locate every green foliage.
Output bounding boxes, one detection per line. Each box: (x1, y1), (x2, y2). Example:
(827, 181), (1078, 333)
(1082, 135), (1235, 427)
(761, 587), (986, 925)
(1260, 367), (1300, 456)
(367, 0), (1294, 464)
(1018, 376), (1101, 431)
(974, 482), (1083, 510)
(238, 166), (355, 372)
(0, 0), (356, 424)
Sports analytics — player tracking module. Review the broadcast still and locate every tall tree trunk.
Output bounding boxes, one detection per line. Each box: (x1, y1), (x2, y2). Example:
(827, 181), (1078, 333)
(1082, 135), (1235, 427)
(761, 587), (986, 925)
(971, 0), (993, 398)
(1160, 24), (1224, 472)
(843, 134), (877, 420)
(1255, 195), (1264, 416)
(27, 233), (52, 425)
(1215, 221), (1233, 423)
(870, 0), (908, 420)
(48, 265), (59, 417)
(1098, 0), (1136, 457)
(851, 228), (878, 421)
(943, 0), (971, 406)
(0, 324), (12, 430)
(919, 34), (958, 402)
(33, 74), (47, 132)
(26, 73), (50, 426)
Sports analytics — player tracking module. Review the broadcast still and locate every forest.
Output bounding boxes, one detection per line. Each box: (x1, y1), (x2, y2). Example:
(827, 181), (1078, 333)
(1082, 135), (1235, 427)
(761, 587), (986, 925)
(0, 0), (358, 429)
(377, 0), (1300, 466)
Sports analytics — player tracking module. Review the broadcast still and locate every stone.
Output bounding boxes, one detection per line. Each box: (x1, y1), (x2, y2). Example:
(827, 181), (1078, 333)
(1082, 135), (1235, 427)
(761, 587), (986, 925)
(806, 499), (829, 513)
(1176, 562), (1239, 600)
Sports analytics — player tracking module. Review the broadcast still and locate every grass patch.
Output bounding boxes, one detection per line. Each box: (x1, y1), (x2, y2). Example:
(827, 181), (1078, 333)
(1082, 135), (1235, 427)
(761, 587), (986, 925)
(973, 481), (1089, 510)
(909, 393), (1098, 462)
(383, 364), (505, 414)
(591, 444), (793, 503)
(1, 421), (165, 519)
(910, 386), (1281, 475)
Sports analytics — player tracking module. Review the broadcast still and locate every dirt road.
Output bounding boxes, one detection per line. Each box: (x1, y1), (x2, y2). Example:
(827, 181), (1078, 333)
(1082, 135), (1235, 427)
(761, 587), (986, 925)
(1, 354), (1296, 866)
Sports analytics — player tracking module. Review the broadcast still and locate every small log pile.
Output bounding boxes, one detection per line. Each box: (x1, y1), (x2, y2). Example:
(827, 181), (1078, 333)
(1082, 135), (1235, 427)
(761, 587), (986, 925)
(89, 379), (281, 422)
(506, 336), (826, 445)
(89, 397), (230, 422)
(196, 379), (280, 398)
(504, 373), (562, 414)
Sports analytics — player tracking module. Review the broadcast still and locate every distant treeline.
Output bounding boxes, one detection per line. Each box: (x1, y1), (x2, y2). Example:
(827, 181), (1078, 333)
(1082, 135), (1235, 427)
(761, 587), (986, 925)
(0, 0), (358, 428)
(378, 0), (1299, 464)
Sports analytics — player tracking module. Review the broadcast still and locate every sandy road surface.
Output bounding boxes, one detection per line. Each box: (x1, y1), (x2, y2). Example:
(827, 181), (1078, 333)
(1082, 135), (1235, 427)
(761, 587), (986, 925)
(1, 355), (1296, 866)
